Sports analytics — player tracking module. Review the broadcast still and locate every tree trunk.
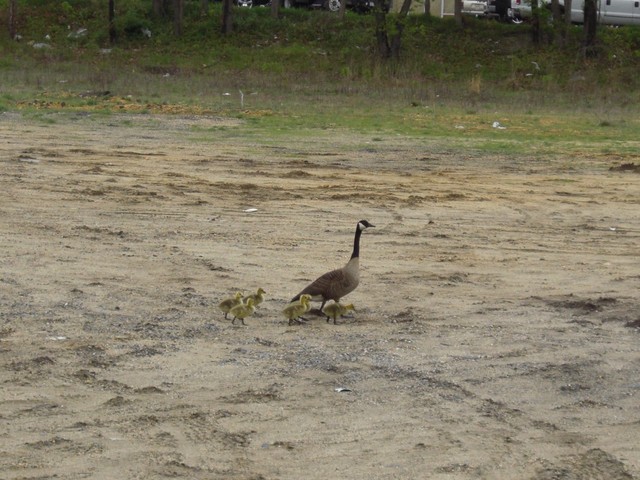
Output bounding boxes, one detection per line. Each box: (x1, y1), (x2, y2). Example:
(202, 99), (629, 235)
(583, 0), (598, 56)
(173, 0), (184, 36)
(423, 0), (431, 16)
(222, 0), (233, 34)
(9, 0), (17, 39)
(550, 0), (564, 44)
(153, 0), (164, 16)
(389, 0), (413, 59)
(374, 1), (390, 58)
(339, 0), (347, 19)
(564, 0), (573, 26)
(108, 0), (116, 45)
(454, 0), (462, 26)
(530, 0), (540, 44)
(272, 0), (281, 19)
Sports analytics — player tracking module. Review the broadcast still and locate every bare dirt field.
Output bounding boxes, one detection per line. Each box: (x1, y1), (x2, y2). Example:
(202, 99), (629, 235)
(1, 111), (639, 479)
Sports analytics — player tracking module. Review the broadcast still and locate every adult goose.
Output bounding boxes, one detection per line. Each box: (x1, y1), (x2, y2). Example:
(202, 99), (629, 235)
(290, 220), (374, 312)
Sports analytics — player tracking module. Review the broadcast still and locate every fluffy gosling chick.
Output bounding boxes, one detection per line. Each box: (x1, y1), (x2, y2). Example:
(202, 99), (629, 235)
(218, 292), (243, 319)
(244, 287), (266, 307)
(283, 294), (311, 326)
(322, 302), (356, 325)
(229, 298), (255, 326)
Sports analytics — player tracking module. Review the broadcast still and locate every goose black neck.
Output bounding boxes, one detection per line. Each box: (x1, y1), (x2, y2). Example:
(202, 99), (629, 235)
(351, 224), (363, 259)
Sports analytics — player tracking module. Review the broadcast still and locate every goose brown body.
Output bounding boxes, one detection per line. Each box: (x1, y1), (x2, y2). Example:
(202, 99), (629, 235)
(291, 220), (374, 311)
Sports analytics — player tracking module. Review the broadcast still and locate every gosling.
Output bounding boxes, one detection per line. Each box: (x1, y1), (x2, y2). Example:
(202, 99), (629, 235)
(244, 287), (266, 307)
(322, 302), (356, 325)
(229, 298), (256, 326)
(283, 294), (311, 326)
(218, 292), (243, 319)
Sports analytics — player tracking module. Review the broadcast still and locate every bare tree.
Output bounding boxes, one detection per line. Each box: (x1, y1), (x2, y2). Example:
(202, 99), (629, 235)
(109, 0), (116, 44)
(222, 0), (233, 34)
(583, 0), (597, 56)
(454, 0), (462, 26)
(390, 0), (414, 58)
(173, 0), (184, 36)
(375, 0), (413, 60)
(9, 0), (17, 39)
(153, 0), (167, 16)
(272, 0), (281, 19)
(374, 1), (391, 57)
(530, 0), (541, 44)
(564, 0), (573, 28)
(423, 0), (431, 17)
(339, 0), (347, 19)
(549, 0), (565, 45)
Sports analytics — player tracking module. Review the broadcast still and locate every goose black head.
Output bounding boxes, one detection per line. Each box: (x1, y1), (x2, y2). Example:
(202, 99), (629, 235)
(358, 220), (375, 230)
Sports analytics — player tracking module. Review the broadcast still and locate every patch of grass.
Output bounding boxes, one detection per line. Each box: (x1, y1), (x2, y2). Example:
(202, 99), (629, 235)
(2, 2), (639, 162)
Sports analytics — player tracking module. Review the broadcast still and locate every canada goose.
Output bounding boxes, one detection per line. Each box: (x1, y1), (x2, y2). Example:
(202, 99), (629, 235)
(322, 302), (356, 325)
(218, 292), (243, 319)
(291, 220), (374, 312)
(283, 294), (311, 325)
(229, 298), (255, 325)
(245, 287), (266, 307)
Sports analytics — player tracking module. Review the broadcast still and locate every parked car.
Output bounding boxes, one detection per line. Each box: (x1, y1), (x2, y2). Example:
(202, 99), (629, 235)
(288, 0), (389, 12)
(486, 0), (523, 22)
(462, 0), (489, 17)
(235, 0), (271, 7)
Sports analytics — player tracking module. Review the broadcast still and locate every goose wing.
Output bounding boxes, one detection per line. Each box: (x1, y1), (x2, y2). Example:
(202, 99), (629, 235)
(292, 267), (353, 302)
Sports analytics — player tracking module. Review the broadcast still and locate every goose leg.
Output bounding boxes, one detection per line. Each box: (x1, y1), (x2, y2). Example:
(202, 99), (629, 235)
(290, 316), (307, 326)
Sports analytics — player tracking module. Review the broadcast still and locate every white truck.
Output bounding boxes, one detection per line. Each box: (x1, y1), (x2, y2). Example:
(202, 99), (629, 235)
(565, 0), (640, 24)
(495, 0), (640, 25)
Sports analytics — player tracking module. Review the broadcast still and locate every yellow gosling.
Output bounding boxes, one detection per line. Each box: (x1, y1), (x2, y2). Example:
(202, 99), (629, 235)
(283, 294), (311, 326)
(322, 302), (356, 325)
(229, 298), (255, 326)
(218, 292), (243, 320)
(245, 287), (266, 307)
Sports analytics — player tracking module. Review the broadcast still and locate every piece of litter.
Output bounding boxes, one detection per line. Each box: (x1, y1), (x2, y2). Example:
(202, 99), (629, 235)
(48, 336), (67, 341)
(609, 227), (617, 231)
(492, 121), (507, 129)
(334, 387), (351, 393)
(244, 208), (258, 213)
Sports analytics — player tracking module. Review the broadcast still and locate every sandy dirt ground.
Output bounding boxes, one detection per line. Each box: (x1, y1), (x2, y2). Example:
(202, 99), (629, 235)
(1, 111), (639, 480)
